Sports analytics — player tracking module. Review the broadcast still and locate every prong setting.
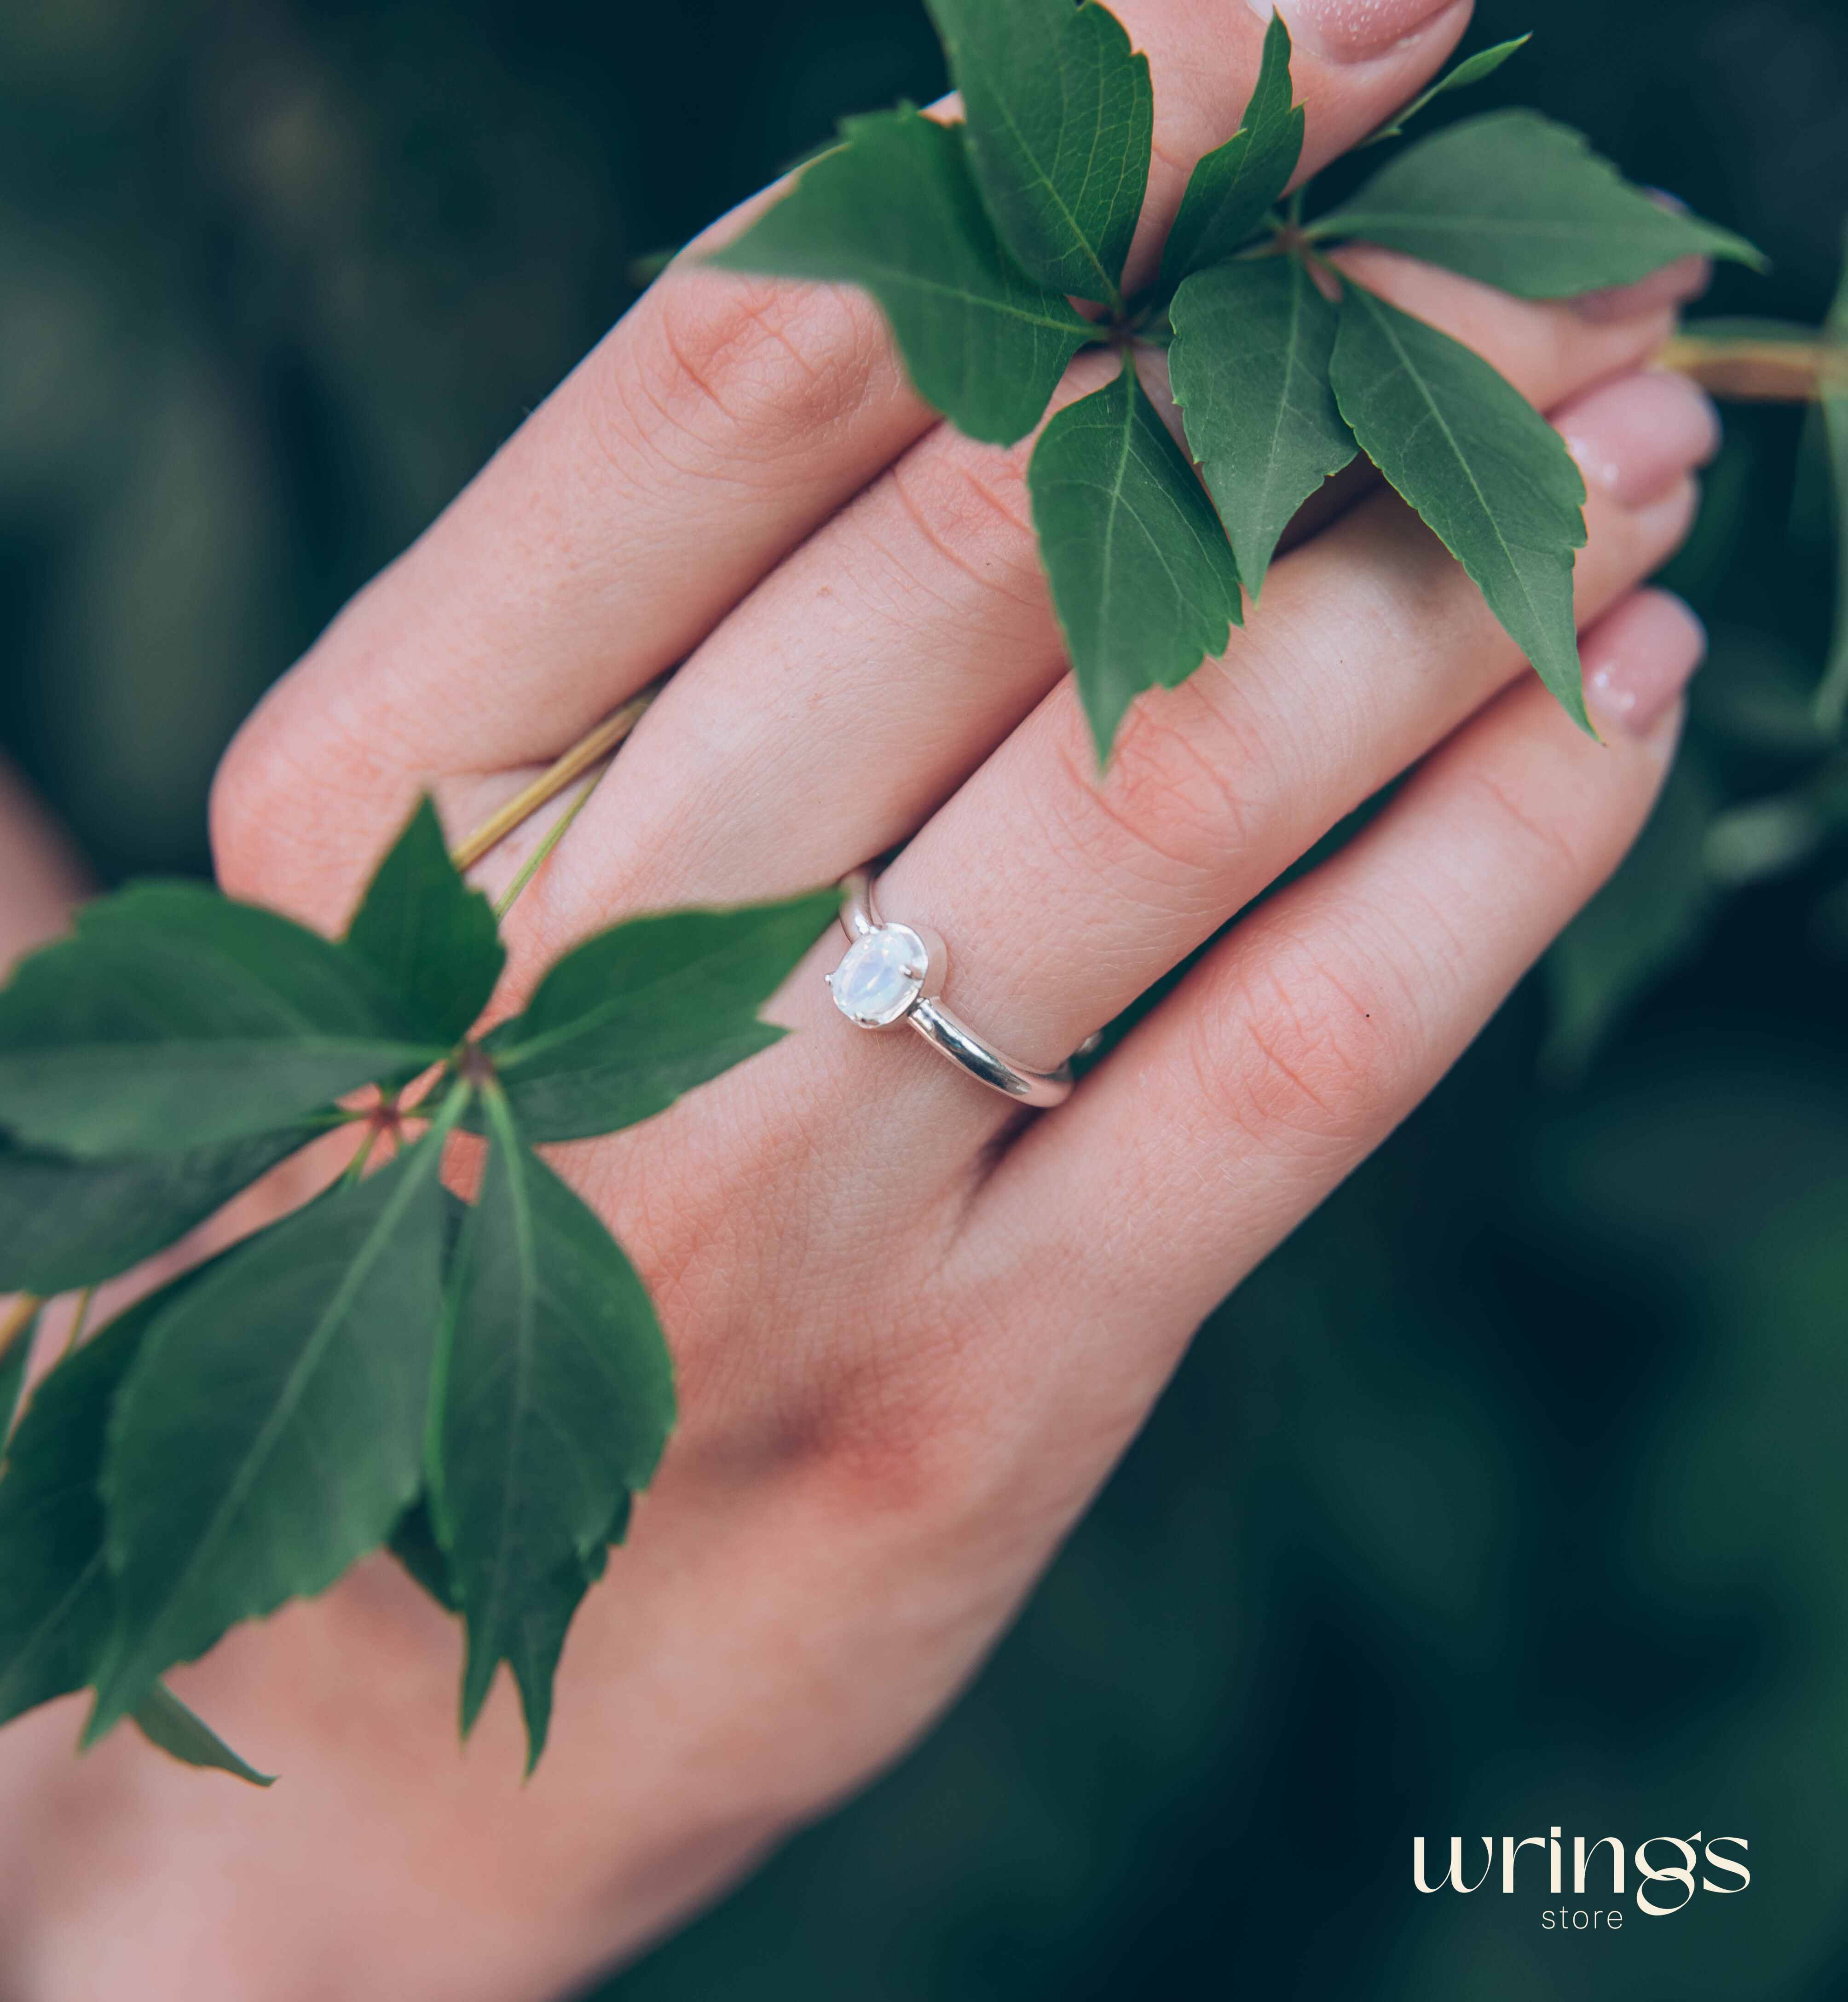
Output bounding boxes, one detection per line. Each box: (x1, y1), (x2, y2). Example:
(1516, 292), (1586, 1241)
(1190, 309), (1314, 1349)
(826, 922), (932, 1030)
(829, 868), (1076, 1107)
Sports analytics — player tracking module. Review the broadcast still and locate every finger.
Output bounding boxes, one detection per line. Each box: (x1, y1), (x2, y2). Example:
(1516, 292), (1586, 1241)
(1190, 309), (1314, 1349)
(529, 259), (1692, 967)
(214, 0), (1479, 929)
(975, 586), (1706, 1363)
(747, 361), (1710, 1180)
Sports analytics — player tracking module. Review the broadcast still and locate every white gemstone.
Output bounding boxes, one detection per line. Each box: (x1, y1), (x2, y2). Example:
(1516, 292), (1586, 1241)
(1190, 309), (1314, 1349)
(828, 924), (927, 1027)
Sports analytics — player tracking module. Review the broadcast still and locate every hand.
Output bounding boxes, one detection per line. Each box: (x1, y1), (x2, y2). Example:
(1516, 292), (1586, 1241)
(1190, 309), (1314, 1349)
(0, 3), (1719, 1997)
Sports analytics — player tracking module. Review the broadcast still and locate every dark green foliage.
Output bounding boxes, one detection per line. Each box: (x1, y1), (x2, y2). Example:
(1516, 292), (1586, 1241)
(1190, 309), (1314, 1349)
(708, 10), (1756, 755)
(486, 892), (838, 1142)
(0, 0), (1807, 1793)
(430, 1087), (672, 1768)
(710, 111), (1097, 447)
(0, 780), (831, 1774)
(1330, 282), (1591, 730)
(1169, 256), (1356, 595)
(86, 1117), (462, 1736)
(344, 797), (505, 1046)
(1357, 34), (1531, 146)
(130, 1683), (274, 1787)
(0, 0), (1842, 1975)
(480, 1536), (618, 1779)
(0, 884), (441, 1156)
(925, 0), (1152, 306)
(1159, 12), (1301, 291)
(0, 1289), (167, 1729)
(1028, 362), (1244, 760)
(1310, 111), (1765, 297)
(388, 1496), (462, 1612)
(0, 1129), (310, 1295)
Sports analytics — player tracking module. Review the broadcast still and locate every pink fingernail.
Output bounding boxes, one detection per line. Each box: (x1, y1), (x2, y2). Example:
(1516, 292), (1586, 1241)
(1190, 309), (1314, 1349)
(1574, 253), (1713, 324)
(1584, 591), (1708, 739)
(1558, 371), (1721, 510)
(1243, 0), (1462, 64)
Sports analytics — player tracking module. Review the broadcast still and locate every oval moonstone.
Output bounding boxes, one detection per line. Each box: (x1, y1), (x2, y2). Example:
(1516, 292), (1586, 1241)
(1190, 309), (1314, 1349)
(827, 924), (926, 1028)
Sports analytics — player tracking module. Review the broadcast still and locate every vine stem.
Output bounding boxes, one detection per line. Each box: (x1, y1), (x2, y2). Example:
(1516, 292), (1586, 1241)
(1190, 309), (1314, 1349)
(450, 680), (660, 873)
(442, 336), (1839, 875)
(1657, 333), (1848, 401)
(60, 1285), (96, 1359)
(493, 770), (601, 919)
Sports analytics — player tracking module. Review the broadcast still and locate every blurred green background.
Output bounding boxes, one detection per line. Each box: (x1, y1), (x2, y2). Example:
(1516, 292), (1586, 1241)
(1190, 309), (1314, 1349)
(3, 1), (1846, 1995)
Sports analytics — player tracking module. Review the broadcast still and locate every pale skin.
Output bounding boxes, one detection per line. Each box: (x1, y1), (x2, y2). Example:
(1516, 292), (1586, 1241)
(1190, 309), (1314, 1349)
(0, 2), (1726, 1995)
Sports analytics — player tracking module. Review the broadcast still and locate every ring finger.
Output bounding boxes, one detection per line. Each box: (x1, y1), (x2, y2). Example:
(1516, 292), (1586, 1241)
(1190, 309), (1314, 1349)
(519, 252), (1702, 975)
(733, 353), (1713, 1180)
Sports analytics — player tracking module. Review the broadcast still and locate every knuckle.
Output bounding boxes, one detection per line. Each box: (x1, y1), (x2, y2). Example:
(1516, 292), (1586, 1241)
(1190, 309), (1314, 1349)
(1038, 670), (1272, 903)
(1187, 921), (1412, 1152)
(1467, 762), (1594, 881)
(208, 702), (308, 902)
(209, 643), (420, 916)
(872, 440), (1042, 613)
(602, 273), (890, 482)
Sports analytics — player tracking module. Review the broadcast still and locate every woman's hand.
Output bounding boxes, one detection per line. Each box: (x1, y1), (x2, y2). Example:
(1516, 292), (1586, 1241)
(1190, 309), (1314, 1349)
(0, 4), (1720, 1997)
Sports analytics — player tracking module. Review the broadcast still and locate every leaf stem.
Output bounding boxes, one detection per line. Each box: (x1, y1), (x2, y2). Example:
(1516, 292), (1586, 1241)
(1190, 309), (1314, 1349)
(450, 679), (663, 874)
(1657, 333), (1848, 401)
(493, 770), (602, 920)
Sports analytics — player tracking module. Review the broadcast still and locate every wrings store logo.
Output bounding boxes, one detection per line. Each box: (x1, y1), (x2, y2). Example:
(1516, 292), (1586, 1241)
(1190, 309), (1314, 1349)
(1413, 1828), (1750, 1928)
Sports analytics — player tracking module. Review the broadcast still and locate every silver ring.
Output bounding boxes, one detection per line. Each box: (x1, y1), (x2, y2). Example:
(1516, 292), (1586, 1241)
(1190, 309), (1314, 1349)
(826, 869), (1077, 1109)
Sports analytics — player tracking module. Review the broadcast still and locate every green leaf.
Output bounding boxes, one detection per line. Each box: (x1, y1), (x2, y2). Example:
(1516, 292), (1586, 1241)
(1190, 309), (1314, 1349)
(1329, 282), (1590, 728)
(85, 1094), (467, 1738)
(0, 1286), (172, 1729)
(1159, 11), (1301, 291)
(1170, 255), (1356, 595)
(1359, 34), (1530, 146)
(487, 890), (837, 1144)
(0, 1308), (35, 1447)
(430, 1087), (670, 1770)
(709, 110), (1096, 446)
(0, 1128), (309, 1295)
(1309, 111), (1766, 298)
(472, 1533), (622, 1776)
(388, 1495), (461, 1614)
(924, 0), (1153, 307)
(130, 1682), (275, 1788)
(0, 884), (444, 1157)
(1027, 360), (1244, 761)
(344, 797), (504, 1047)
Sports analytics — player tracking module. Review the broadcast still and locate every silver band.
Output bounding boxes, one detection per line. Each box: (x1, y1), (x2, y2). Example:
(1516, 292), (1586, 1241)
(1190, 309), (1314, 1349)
(826, 870), (1076, 1109)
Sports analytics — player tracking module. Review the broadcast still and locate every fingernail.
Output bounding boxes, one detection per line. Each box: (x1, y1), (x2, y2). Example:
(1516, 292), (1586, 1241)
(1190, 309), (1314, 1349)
(1584, 591), (1708, 739)
(1558, 370), (1721, 509)
(1243, 0), (1461, 64)
(1574, 253), (1713, 324)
